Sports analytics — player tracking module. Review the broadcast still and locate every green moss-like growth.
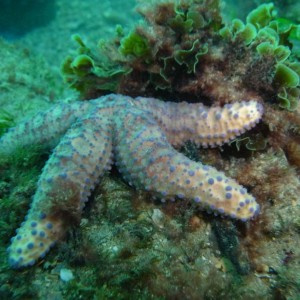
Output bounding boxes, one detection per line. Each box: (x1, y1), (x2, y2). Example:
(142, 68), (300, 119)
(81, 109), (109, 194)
(168, 13), (194, 34)
(70, 54), (95, 76)
(0, 110), (15, 136)
(119, 32), (151, 58)
(220, 19), (257, 45)
(233, 134), (268, 151)
(220, 3), (300, 111)
(274, 63), (299, 88)
(61, 34), (131, 99)
(62, 0), (223, 99)
(62, 1), (299, 111)
(246, 3), (275, 29)
(174, 40), (208, 73)
(278, 86), (300, 110)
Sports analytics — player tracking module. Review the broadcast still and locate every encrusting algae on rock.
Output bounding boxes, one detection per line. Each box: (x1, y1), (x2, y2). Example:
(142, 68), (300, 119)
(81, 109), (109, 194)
(1, 94), (263, 268)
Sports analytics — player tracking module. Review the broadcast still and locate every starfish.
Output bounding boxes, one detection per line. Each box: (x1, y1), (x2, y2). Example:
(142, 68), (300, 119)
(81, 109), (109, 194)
(1, 94), (263, 268)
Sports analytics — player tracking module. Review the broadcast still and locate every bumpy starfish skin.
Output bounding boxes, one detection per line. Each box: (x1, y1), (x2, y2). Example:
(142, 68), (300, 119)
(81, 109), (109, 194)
(0, 94), (263, 268)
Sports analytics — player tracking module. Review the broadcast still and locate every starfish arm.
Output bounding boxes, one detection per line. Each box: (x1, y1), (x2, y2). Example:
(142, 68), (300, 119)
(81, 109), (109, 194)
(115, 107), (259, 221)
(4, 93), (263, 269)
(134, 97), (264, 147)
(7, 111), (113, 268)
(0, 101), (91, 155)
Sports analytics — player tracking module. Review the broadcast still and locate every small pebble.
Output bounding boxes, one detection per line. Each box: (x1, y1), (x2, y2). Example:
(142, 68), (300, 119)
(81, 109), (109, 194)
(60, 268), (74, 282)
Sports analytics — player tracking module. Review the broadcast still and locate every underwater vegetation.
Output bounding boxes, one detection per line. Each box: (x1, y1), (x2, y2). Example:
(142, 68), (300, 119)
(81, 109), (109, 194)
(63, 1), (300, 111)
(0, 0), (300, 299)
(256, 0), (300, 23)
(62, 0), (300, 159)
